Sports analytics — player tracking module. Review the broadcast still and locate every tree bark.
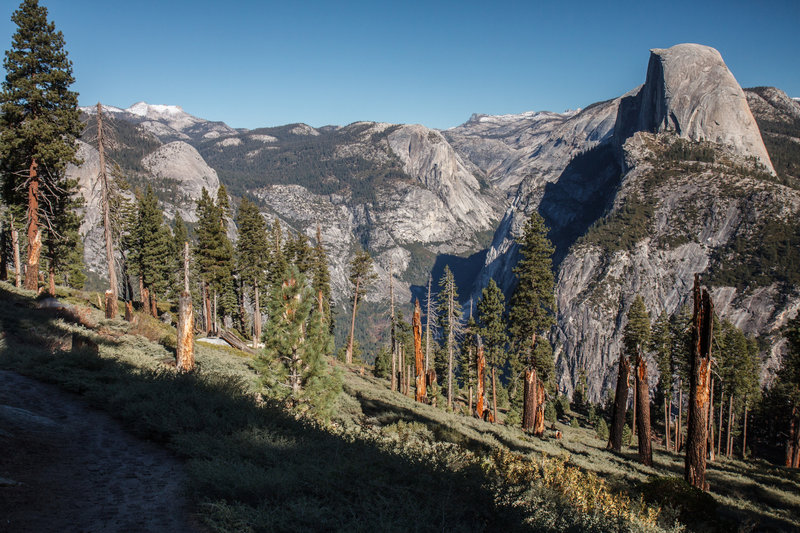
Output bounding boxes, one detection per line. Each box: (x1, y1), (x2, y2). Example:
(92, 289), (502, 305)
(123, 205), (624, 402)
(253, 281), (261, 349)
(105, 290), (115, 319)
(141, 286), (150, 316)
(608, 351), (631, 452)
(48, 262), (55, 296)
(0, 220), (7, 281)
(632, 377), (637, 439)
(150, 293), (158, 317)
(533, 377), (546, 437)
(492, 366), (498, 423)
(124, 301), (133, 322)
(476, 336), (486, 418)
(787, 405), (800, 468)
(522, 368), (536, 432)
(176, 291), (195, 371)
(677, 381), (683, 451)
(684, 275), (713, 490)
(202, 282), (212, 334)
(97, 103), (118, 318)
(413, 299), (426, 402)
(742, 403), (748, 459)
(635, 353), (653, 466)
(24, 159), (41, 291)
(425, 273), (432, 372)
(664, 395), (671, 451)
(346, 278), (359, 364)
(717, 390), (724, 457)
(727, 394), (734, 458)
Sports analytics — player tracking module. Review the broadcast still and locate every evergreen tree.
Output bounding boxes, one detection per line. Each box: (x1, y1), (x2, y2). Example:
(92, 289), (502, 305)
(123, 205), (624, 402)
(459, 315), (479, 410)
(267, 217), (288, 289)
(128, 186), (172, 310)
(43, 175), (85, 291)
(173, 214), (188, 267)
(436, 265), (462, 408)
(344, 248), (376, 364)
(0, 0), (83, 290)
(311, 224), (333, 331)
(477, 278), (508, 421)
(508, 212), (556, 389)
(624, 295), (653, 465)
(259, 266), (340, 418)
(651, 310), (673, 446)
(235, 197), (269, 344)
(623, 296), (651, 357)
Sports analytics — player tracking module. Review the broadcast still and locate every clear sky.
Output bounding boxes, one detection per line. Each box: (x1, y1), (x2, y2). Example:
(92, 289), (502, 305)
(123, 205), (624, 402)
(1, 0), (798, 130)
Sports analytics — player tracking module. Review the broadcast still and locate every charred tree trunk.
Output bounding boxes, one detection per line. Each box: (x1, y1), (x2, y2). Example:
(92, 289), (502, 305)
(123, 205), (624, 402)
(97, 104), (118, 318)
(413, 299), (426, 402)
(608, 351), (631, 452)
(24, 159), (41, 291)
(176, 290), (195, 371)
(522, 368), (536, 432)
(684, 275), (713, 490)
(635, 353), (653, 466)
(476, 336), (486, 419)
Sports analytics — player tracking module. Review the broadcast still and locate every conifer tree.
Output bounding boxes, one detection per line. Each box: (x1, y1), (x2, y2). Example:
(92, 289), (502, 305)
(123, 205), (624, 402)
(623, 295), (653, 465)
(651, 310), (673, 449)
(477, 278), (508, 422)
(776, 315), (800, 467)
(0, 0), (83, 291)
(508, 212), (556, 429)
(460, 315), (478, 413)
(43, 176), (85, 293)
(235, 197), (269, 345)
(345, 249), (376, 364)
(311, 224), (332, 330)
(259, 266), (339, 418)
(436, 265), (462, 409)
(267, 217), (288, 289)
(128, 186), (172, 315)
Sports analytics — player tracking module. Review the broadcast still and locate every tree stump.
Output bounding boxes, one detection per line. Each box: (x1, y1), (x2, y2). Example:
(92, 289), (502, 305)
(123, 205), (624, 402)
(176, 291), (195, 371)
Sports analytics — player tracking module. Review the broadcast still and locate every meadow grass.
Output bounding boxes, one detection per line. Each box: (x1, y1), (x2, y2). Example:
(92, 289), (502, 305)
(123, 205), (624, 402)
(0, 281), (797, 532)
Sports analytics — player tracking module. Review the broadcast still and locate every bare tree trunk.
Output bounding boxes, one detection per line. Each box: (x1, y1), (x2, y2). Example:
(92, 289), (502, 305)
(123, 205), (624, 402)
(492, 366), (498, 423)
(150, 293), (158, 317)
(346, 279), (359, 364)
(787, 406), (800, 468)
(664, 395), (671, 450)
(48, 263), (55, 296)
(213, 291), (218, 335)
(608, 351), (631, 452)
(124, 301), (133, 322)
(425, 273), (432, 372)
(413, 299), (426, 402)
(677, 381), (683, 451)
(533, 377), (545, 437)
(390, 267), (397, 392)
(742, 403), (748, 459)
(727, 394), (734, 458)
(522, 368), (536, 432)
(635, 353), (653, 466)
(139, 276), (145, 305)
(11, 213), (21, 288)
(684, 275), (713, 490)
(476, 336), (486, 419)
(253, 281), (261, 349)
(24, 159), (41, 291)
(717, 390), (724, 457)
(97, 104), (118, 318)
(0, 220), (7, 282)
(447, 287), (454, 409)
(202, 282), (212, 334)
(708, 377), (715, 462)
(141, 286), (150, 316)
(177, 290), (195, 371)
(632, 376), (638, 439)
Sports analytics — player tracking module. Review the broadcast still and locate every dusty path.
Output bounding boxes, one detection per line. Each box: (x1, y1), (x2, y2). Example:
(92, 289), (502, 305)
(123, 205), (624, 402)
(0, 370), (202, 532)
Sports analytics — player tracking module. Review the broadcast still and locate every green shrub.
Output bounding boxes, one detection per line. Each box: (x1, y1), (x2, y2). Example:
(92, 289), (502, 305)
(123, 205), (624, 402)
(595, 418), (609, 441)
(640, 476), (718, 526)
(555, 395), (570, 419)
(544, 401), (557, 423)
(570, 417), (579, 428)
(622, 423), (632, 446)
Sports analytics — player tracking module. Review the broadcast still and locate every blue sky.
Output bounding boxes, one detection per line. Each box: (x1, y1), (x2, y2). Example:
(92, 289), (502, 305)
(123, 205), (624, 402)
(1, 0), (798, 130)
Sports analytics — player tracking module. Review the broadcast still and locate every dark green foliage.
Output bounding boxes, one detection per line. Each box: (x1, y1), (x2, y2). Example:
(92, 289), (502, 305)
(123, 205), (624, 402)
(595, 418), (609, 441)
(80, 111), (161, 173)
(459, 316), (478, 391)
(477, 278), (509, 385)
(128, 186), (174, 299)
(623, 296), (651, 360)
(194, 187), (236, 315)
(44, 176), (85, 288)
(579, 193), (656, 252)
(266, 217), (288, 289)
(234, 197), (268, 294)
(373, 346), (391, 378)
(544, 401), (557, 423)
(310, 225), (333, 331)
(717, 319), (762, 419)
(662, 138), (716, 163)
(555, 394), (570, 420)
(435, 265), (461, 385)
(508, 212), (556, 386)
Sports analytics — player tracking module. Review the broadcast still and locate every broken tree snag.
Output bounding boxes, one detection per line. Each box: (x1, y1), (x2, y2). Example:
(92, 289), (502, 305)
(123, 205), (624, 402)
(533, 376), (545, 437)
(685, 274), (713, 490)
(24, 159), (41, 291)
(522, 368), (537, 432)
(150, 293), (158, 317)
(413, 299), (426, 402)
(608, 350), (631, 452)
(176, 290), (195, 371)
(124, 301), (134, 322)
(476, 335), (486, 419)
(105, 290), (115, 319)
(635, 352), (653, 466)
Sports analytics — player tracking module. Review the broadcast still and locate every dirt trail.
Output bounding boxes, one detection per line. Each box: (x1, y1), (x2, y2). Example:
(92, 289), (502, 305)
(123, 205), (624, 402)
(0, 370), (202, 532)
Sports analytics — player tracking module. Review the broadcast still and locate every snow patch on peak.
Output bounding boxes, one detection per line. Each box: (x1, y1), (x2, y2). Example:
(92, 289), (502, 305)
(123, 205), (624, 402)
(127, 102), (185, 117)
(79, 104), (125, 115)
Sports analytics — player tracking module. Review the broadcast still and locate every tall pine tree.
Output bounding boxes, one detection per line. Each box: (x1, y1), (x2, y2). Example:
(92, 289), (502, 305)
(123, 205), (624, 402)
(235, 197), (269, 345)
(344, 248), (376, 364)
(436, 265), (462, 409)
(0, 0), (83, 290)
(477, 278), (508, 422)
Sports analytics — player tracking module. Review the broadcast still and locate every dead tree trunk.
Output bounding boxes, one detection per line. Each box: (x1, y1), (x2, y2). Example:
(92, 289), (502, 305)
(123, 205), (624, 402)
(684, 274), (713, 490)
(726, 394), (734, 458)
(677, 380), (683, 451)
(476, 336), (486, 419)
(742, 403), (748, 459)
(522, 368), (536, 432)
(124, 301), (133, 322)
(635, 352), (653, 466)
(97, 103), (118, 319)
(632, 378), (638, 440)
(141, 286), (151, 316)
(413, 299), (426, 402)
(533, 376), (546, 437)
(608, 351), (631, 452)
(0, 221), (7, 281)
(150, 293), (158, 317)
(177, 291), (195, 371)
(717, 390), (724, 457)
(390, 267), (397, 392)
(202, 282), (212, 334)
(24, 159), (41, 291)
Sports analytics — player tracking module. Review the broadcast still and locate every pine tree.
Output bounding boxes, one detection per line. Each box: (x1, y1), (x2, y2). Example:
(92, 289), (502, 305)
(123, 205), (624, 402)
(623, 295), (653, 465)
(436, 265), (462, 409)
(776, 315), (800, 467)
(128, 186), (172, 314)
(43, 175), (84, 292)
(267, 217), (288, 289)
(236, 197), (269, 345)
(344, 248), (376, 364)
(311, 224), (333, 331)
(477, 278), (508, 422)
(460, 315), (478, 413)
(651, 310), (673, 449)
(259, 266), (339, 419)
(0, 0), (83, 291)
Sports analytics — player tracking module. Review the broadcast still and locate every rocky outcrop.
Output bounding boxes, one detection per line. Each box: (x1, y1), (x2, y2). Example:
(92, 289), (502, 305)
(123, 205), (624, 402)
(616, 44), (774, 172)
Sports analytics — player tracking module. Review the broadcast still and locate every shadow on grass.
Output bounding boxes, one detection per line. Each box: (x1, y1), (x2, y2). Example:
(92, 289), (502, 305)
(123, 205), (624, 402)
(0, 288), (529, 532)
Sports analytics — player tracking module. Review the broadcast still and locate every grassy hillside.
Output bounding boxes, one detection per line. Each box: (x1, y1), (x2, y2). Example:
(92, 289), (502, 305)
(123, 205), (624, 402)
(0, 282), (797, 532)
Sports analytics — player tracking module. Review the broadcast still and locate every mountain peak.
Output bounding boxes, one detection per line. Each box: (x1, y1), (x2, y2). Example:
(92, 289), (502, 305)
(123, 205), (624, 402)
(126, 102), (187, 118)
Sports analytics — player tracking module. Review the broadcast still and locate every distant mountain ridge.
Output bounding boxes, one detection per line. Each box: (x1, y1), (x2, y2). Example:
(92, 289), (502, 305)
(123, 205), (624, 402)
(70, 44), (800, 398)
